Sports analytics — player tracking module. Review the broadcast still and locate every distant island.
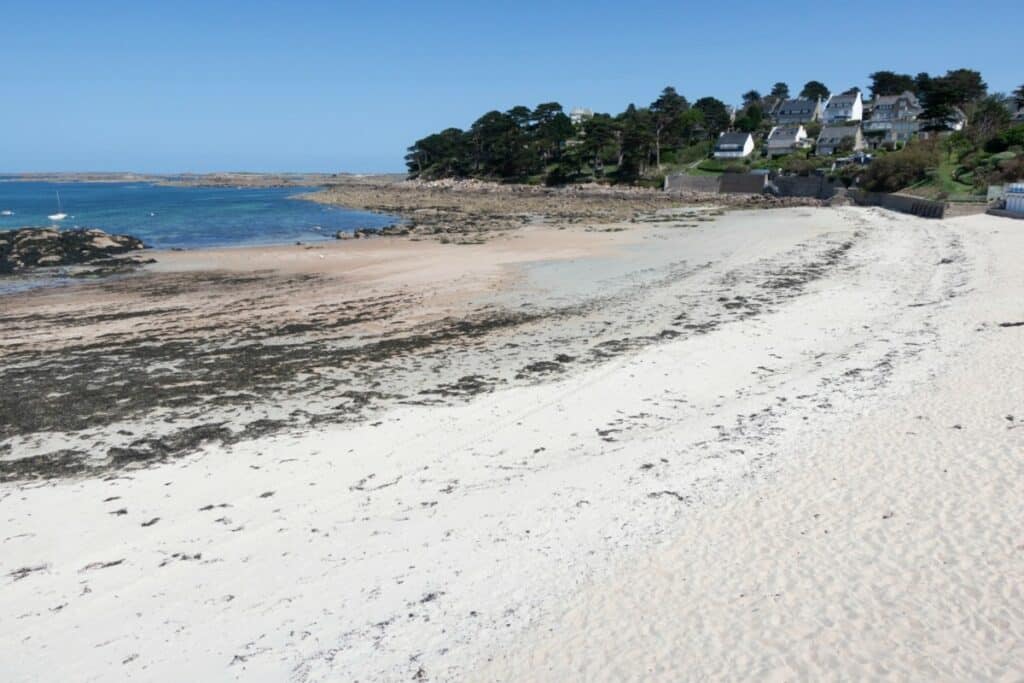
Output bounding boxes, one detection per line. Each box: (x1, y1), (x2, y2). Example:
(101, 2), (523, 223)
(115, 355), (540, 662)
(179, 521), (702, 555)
(406, 68), (1024, 198)
(7, 171), (404, 188)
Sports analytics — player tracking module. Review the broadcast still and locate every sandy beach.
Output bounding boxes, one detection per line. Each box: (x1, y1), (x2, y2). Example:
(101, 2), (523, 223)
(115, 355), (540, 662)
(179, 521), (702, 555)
(1, 204), (1022, 681)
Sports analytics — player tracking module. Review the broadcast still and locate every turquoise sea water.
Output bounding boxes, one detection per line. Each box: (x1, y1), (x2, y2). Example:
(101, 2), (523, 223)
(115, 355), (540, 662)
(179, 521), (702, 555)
(0, 181), (397, 249)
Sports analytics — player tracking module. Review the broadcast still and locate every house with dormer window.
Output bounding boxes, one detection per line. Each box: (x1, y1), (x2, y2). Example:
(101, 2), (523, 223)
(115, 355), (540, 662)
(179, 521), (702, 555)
(823, 91), (863, 123)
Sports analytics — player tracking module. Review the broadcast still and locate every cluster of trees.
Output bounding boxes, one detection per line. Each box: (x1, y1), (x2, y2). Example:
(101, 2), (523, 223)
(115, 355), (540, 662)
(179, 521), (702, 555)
(404, 104), (574, 180)
(405, 89), (736, 184)
(405, 79), (835, 184)
(860, 71), (1024, 193)
(407, 69), (1024, 188)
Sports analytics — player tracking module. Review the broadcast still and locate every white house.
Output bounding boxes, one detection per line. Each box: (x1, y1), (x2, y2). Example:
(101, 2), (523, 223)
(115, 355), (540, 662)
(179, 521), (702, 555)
(816, 125), (865, 156)
(765, 125), (810, 157)
(569, 107), (594, 126)
(823, 91), (864, 123)
(863, 91), (922, 147)
(713, 132), (755, 159)
(772, 97), (823, 125)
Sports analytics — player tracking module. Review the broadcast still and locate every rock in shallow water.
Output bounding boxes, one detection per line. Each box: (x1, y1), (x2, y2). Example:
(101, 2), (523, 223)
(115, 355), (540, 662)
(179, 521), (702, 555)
(0, 227), (147, 274)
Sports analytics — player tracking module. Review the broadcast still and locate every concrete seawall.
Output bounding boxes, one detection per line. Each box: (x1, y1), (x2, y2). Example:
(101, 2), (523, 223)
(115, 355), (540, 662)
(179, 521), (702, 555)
(850, 191), (946, 219)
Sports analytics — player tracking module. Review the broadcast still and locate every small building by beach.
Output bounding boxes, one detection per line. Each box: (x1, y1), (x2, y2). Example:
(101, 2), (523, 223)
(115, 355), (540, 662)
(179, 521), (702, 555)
(1006, 183), (1024, 215)
(816, 125), (865, 156)
(823, 91), (864, 124)
(772, 97), (823, 125)
(765, 125), (810, 158)
(713, 132), (755, 159)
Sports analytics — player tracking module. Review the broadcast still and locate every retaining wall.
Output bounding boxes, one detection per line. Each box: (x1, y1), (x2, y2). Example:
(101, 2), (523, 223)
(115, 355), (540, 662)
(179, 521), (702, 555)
(850, 191), (946, 219)
(664, 174), (721, 193)
(718, 173), (767, 195)
(771, 175), (841, 199)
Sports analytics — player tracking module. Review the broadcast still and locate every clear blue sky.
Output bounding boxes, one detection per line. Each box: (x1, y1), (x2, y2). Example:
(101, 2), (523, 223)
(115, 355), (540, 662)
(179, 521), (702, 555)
(3, 0), (1018, 173)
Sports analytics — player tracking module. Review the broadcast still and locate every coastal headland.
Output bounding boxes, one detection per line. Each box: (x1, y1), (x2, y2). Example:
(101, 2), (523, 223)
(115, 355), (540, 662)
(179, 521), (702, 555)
(1, 184), (1022, 681)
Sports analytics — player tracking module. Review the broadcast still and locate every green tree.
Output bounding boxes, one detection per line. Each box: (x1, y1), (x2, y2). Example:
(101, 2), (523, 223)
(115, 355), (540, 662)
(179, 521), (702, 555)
(734, 105), (764, 133)
(617, 105), (654, 181)
(918, 69), (988, 132)
(742, 90), (762, 107)
(506, 105), (533, 129)
(941, 68), (987, 105)
(868, 71), (916, 98)
(679, 108), (704, 144)
(693, 97), (731, 138)
(649, 86), (690, 168)
(770, 82), (790, 100)
(405, 128), (470, 178)
(580, 114), (619, 176)
(531, 102), (574, 163)
(914, 72), (933, 98)
(1014, 84), (1024, 109)
(469, 110), (537, 178)
(918, 79), (958, 131)
(968, 94), (1012, 142)
(800, 80), (830, 101)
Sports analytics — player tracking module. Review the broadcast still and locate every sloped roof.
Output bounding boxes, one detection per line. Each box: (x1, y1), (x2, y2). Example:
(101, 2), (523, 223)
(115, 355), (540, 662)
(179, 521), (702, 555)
(818, 125), (861, 143)
(871, 91), (920, 108)
(776, 98), (818, 113)
(715, 132), (752, 148)
(768, 125), (804, 141)
(827, 92), (861, 106)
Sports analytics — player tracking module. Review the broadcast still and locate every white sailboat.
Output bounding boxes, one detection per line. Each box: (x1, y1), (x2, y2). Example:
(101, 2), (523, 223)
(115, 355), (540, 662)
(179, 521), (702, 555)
(48, 191), (68, 221)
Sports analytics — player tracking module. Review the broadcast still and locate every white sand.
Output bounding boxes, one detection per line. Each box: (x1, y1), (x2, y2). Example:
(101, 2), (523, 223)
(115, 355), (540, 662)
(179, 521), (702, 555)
(1, 207), (1022, 681)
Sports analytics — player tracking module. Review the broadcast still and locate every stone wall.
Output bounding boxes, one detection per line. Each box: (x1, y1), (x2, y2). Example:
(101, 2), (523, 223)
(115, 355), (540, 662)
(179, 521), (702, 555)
(771, 175), (841, 199)
(664, 174), (721, 193)
(718, 173), (767, 195)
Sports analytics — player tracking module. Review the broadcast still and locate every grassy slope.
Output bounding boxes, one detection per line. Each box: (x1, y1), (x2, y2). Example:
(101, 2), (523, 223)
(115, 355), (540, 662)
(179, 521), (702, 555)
(902, 152), (981, 200)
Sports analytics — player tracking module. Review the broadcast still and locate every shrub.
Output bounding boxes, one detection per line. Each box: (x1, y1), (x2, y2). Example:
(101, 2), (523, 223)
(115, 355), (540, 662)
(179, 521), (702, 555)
(860, 142), (940, 192)
(979, 153), (1024, 184)
(545, 165), (570, 186)
(781, 157), (818, 176)
(985, 125), (1024, 153)
(834, 164), (861, 188)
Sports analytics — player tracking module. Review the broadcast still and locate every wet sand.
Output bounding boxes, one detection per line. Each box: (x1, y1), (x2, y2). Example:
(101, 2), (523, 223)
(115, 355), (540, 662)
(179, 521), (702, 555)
(1, 205), (1022, 681)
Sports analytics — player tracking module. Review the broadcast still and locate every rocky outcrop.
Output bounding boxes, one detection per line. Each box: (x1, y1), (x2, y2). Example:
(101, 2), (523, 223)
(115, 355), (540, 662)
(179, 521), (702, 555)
(0, 227), (147, 274)
(335, 224), (411, 240)
(312, 177), (827, 244)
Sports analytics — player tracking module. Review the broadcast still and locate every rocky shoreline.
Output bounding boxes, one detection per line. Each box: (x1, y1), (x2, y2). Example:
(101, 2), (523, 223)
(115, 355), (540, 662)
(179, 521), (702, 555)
(0, 227), (150, 275)
(308, 177), (826, 242)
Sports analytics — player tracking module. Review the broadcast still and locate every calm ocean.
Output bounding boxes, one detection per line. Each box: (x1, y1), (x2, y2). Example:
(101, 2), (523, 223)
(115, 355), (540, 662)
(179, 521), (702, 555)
(0, 181), (397, 249)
